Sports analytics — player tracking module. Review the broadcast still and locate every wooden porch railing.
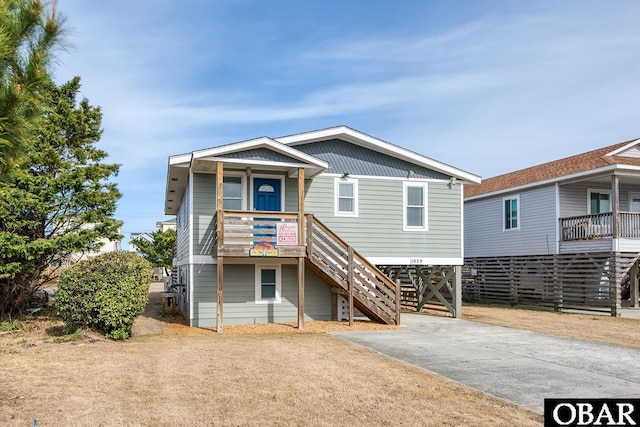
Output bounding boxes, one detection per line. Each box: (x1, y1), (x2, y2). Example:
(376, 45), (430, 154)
(214, 210), (302, 246)
(620, 212), (640, 238)
(561, 212), (640, 241)
(211, 210), (400, 324)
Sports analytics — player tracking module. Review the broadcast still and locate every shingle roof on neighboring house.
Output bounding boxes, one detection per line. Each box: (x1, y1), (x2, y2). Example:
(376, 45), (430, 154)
(465, 138), (640, 198)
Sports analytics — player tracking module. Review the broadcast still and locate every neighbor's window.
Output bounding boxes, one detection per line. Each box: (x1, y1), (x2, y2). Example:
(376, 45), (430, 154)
(403, 182), (427, 231)
(335, 178), (358, 216)
(223, 176), (243, 210)
(255, 265), (281, 303)
(588, 190), (611, 214)
(503, 196), (519, 230)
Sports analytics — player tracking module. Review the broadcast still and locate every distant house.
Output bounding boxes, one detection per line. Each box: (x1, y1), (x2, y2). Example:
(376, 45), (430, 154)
(464, 138), (640, 315)
(68, 222), (122, 264)
(165, 126), (480, 331)
(46, 222), (122, 282)
(156, 219), (176, 232)
(128, 232), (153, 255)
(130, 220), (177, 281)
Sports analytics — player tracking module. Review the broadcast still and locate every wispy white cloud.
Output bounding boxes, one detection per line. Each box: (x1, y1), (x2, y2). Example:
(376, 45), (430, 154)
(51, 0), (640, 239)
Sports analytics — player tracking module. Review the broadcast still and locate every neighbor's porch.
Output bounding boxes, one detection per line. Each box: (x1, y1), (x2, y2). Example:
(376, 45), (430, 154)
(559, 173), (640, 254)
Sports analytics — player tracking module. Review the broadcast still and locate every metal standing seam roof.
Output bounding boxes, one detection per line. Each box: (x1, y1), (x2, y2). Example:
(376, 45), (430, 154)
(464, 138), (640, 198)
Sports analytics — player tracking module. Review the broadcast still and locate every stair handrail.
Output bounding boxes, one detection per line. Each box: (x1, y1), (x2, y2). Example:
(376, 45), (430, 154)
(306, 214), (400, 324)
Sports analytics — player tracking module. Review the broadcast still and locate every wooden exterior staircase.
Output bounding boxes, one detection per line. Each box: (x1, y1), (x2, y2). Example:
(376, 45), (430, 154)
(212, 210), (400, 326)
(305, 215), (400, 325)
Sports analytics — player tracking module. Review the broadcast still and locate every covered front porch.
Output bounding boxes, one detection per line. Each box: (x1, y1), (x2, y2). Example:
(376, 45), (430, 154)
(556, 173), (640, 311)
(559, 172), (640, 255)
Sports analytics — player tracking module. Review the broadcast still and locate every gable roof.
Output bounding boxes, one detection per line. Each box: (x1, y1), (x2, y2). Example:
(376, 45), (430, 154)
(276, 126), (481, 184)
(465, 137), (640, 199)
(165, 126), (482, 215)
(292, 139), (449, 179)
(165, 137), (329, 214)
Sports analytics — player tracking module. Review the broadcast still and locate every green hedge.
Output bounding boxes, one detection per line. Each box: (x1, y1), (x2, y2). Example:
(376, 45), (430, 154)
(56, 251), (152, 339)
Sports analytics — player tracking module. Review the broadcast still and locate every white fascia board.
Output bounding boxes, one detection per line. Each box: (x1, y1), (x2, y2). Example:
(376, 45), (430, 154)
(606, 138), (640, 156)
(464, 164), (632, 202)
(277, 126), (481, 184)
(165, 154), (191, 215)
(191, 137), (328, 170)
(191, 136), (273, 158)
(275, 125), (352, 144)
(169, 153), (191, 166)
(202, 156), (317, 171)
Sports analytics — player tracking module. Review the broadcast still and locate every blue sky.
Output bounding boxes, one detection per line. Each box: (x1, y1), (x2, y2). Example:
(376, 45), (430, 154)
(53, 1), (640, 248)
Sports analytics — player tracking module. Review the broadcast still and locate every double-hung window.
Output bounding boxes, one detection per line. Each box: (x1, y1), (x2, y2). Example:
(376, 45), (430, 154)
(403, 182), (427, 231)
(223, 176), (243, 210)
(255, 265), (281, 303)
(334, 178), (358, 217)
(503, 196), (519, 231)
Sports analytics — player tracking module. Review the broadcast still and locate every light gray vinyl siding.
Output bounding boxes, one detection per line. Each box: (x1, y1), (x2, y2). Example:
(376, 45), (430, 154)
(465, 185), (557, 257)
(303, 175), (462, 259)
(175, 179), (190, 262)
(560, 182), (640, 217)
(559, 239), (612, 253)
(191, 264), (333, 327)
(192, 173), (216, 256)
(191, 264), (216, 327)
(284, 177), (301, 212)
(559, 183), (602, 217)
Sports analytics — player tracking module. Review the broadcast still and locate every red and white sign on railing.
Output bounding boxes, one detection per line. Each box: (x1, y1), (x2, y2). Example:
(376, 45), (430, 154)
(276, 223), (298, 245)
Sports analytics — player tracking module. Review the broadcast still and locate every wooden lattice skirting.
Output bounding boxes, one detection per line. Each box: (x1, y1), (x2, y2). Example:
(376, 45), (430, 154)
(463, 252), (640, 316)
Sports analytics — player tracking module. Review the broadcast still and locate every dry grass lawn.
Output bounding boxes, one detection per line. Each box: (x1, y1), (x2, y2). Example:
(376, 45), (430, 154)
(0, 323), (542, 427)
(3, 288), (639, 426)
(462, 304), (640, 349)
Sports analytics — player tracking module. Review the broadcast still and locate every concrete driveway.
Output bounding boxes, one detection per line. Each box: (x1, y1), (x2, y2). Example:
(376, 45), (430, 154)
(332, 312), (640, 414)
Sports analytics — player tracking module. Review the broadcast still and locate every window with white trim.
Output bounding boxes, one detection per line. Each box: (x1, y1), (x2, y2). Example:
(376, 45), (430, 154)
(223, 176), (243, 210)
(255, 265), (281, 303)
(334, 178), (358, 217)
(588, 190), (611, 214)
(403, 182), (427, 231)
(503, 196), (519, 231)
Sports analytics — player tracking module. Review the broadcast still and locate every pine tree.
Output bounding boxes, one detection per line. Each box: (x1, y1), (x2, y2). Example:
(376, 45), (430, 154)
(0, 0), (64, 173)
(132, 229), (176, 276)
(0, 77), (121, 319)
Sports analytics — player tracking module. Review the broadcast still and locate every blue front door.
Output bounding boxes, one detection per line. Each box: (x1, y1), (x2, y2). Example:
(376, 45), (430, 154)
(253, 178), (281, 242)
(254, 178), (281, 212)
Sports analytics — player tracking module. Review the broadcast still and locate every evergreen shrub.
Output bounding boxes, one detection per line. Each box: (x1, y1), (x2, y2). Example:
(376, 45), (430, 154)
(56, 252), (152, 339)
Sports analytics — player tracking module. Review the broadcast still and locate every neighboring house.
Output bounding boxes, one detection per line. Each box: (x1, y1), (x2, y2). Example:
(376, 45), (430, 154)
(156, 219), (176, 232)
(165, 126), (480, 331)
(130, 220), (177, 281)
(128, 232), (153, 255)
(464, 138), (640, 315)
(69, 222), (122, 263)
(47, 222), (122, 281)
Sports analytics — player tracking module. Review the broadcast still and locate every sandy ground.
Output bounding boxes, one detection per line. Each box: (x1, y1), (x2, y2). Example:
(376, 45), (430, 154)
(461, 304), (640, 349)
(3, 283), (639, 426)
